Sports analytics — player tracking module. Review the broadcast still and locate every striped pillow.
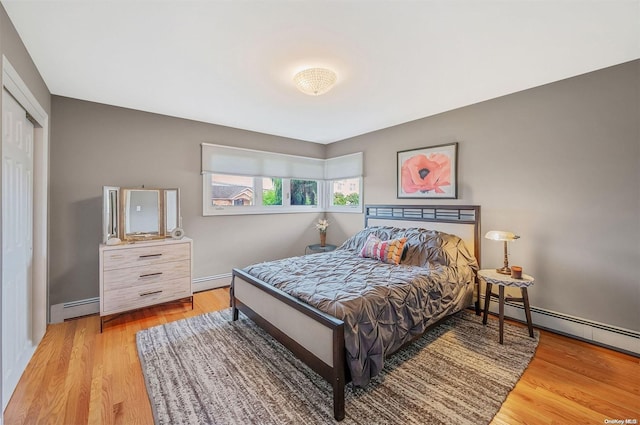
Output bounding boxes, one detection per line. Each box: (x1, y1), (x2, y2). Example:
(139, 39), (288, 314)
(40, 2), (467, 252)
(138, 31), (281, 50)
(359, 234), (408, 265)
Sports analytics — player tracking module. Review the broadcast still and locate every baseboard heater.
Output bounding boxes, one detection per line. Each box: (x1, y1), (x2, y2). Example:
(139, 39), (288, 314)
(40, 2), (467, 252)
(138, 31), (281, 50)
(192, 272), (232, 293)
(50, 296), (100, 323)
(481, 294), (639, 356)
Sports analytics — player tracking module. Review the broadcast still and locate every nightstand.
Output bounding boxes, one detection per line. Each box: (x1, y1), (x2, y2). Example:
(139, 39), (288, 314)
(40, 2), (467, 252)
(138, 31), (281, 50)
(305, 244), (337, 255)
(478, 269), (535, 344)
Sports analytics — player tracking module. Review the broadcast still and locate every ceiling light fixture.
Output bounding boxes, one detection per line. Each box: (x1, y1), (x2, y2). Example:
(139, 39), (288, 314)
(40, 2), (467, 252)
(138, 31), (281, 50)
(293, 68), (337, 96)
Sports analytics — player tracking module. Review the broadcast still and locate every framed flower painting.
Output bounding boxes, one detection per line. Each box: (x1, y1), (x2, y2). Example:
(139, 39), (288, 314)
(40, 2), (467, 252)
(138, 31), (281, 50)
(397, 142), (458, 199)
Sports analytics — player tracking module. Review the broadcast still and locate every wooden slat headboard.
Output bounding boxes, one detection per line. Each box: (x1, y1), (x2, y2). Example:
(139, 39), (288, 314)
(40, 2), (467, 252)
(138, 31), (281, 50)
(364, 204), (481, 267)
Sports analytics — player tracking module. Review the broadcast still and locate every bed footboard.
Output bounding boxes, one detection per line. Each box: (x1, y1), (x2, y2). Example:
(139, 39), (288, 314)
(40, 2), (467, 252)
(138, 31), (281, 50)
(231, 268), (346, 421)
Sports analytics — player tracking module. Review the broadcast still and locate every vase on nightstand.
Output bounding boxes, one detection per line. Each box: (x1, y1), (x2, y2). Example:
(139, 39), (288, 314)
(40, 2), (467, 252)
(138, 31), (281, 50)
(320, 232), (326, 247)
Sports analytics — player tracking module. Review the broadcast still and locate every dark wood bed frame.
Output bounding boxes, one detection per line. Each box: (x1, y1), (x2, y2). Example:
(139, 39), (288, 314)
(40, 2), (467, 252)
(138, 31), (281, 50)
(231, 205), (481, 421)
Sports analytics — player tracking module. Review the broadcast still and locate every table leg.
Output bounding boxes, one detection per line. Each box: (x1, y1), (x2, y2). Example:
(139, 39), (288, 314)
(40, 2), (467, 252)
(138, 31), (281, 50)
(499, 285), (505, 344)
(482, 281), (492, 325)
(522, 287), (534, 338)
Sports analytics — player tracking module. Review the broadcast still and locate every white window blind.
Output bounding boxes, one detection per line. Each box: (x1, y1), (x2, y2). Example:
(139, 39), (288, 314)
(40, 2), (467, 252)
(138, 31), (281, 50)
(324, 152), (363, 180)
(201, 143), (325, 179)
(202, 144), (363, 180)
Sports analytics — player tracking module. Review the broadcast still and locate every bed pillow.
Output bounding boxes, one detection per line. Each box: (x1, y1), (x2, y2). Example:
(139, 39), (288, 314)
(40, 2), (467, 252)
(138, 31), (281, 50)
(359, 234), (408, 265)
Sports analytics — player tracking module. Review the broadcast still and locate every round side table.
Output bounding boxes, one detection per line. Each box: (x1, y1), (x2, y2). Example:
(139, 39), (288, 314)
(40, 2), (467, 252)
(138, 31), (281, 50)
(305, 244), (337, 255)
(478, 269), (535, 344)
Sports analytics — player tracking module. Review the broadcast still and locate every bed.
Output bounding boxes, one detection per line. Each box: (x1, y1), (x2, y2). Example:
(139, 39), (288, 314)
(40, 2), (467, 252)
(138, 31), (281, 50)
(231, 205), (481, 421)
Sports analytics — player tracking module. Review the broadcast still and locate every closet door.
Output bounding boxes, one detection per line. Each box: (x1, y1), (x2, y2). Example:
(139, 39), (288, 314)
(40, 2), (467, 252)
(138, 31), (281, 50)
(2, 88), (35, 408)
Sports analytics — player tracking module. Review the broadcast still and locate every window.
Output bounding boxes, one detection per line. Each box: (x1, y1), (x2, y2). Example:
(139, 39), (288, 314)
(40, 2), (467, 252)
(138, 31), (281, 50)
(210, 174), (254, 207)
(208, 175), (284, 208)
(203, 173), (319, 215)
(325, 153), (363, 213)
(201, 144), (361, 216)
(329, 177), (361, 211)
(262, 178), (282, 206)
(290, 180), (318, 206)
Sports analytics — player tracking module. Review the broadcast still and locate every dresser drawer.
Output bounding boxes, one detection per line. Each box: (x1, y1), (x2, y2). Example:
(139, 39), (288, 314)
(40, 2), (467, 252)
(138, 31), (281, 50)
(102, 276), (191, 315)
(103, 259), (190, 291)
(102, 242), (190, 271)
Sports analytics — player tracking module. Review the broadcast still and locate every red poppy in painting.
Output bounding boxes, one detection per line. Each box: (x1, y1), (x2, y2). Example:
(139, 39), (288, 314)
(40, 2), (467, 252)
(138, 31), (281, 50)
(401, 153), (451, 194)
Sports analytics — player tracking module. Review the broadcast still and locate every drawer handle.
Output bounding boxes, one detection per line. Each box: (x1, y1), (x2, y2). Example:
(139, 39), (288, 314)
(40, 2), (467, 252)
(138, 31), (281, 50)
(139, 272), (163, 279)
(139, 253), (162, 259)
(140, 290), (163, 297)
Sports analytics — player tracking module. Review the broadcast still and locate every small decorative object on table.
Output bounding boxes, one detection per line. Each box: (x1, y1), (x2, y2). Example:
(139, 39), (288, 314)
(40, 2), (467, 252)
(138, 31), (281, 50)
(105, 237), (121, 246)
(315, 218), (330, 247)
(510, 265), (522, 279)
(170, 227), (185, 240)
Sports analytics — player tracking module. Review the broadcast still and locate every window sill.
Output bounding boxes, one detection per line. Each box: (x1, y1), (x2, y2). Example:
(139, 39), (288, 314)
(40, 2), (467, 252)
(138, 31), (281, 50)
(203, 206), (321, 216)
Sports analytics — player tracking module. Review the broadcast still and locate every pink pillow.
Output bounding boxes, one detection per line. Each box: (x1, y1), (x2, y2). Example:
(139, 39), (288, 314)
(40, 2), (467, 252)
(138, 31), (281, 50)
(359, 234), (408, 265)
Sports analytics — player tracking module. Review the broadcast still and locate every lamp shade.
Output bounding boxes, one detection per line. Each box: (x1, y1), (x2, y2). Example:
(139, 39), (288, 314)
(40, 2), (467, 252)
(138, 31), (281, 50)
(293, 68), (337, 96)
(484, 230), (520, 241)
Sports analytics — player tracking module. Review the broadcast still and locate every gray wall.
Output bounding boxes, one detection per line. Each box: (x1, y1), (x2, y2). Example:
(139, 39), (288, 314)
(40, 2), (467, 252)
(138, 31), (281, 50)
(327, 60), (640, 332)
(50, 97), (325, 305)
(0, 7), (50, 110)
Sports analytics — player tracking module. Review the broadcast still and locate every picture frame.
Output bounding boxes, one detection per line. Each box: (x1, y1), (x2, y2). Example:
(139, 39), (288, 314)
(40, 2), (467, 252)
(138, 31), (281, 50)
(397, 142), (458, 199)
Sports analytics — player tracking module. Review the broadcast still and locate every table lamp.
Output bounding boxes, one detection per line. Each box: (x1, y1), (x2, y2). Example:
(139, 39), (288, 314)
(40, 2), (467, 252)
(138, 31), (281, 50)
(485, 230), (520, 275)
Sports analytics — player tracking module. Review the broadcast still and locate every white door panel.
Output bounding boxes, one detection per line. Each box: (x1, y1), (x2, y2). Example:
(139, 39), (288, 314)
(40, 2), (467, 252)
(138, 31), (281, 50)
(2, 88), (35, 409)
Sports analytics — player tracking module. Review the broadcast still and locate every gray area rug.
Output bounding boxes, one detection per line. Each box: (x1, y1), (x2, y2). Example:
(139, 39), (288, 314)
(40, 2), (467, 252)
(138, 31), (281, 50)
(136, 309), (539, 425)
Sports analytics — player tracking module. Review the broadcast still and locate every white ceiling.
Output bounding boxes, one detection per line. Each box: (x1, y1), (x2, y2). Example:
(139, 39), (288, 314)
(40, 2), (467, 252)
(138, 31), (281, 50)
(2, 1), (638, 144)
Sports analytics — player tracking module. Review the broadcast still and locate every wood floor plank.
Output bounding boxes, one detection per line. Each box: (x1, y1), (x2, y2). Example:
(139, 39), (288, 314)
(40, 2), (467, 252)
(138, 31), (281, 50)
(5, 322), (67, 424)
(503, 380), (602, 424)
(535, 340), (639, 396)
(87, 330), (110, 425)
(34, 320), (77, 425)
(521, 357), (639, 415)
(63, 317), (95, 425)
(4, 288), (638, 425)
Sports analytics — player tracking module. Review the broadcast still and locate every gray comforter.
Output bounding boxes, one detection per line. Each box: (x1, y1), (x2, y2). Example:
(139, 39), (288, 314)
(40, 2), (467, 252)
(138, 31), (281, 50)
(243, 226), (478, 387)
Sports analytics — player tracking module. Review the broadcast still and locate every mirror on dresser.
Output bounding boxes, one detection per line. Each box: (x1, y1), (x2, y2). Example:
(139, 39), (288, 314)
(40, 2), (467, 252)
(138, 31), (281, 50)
(122, 188), (163, 240)
(102, 186), (181, 243)
(102, 186), (120, 242)
(165, 188), (180, 234)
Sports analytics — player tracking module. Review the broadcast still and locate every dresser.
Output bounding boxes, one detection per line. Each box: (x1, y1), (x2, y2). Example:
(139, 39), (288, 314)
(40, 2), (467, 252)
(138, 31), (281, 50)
(99, 237), (193, 331)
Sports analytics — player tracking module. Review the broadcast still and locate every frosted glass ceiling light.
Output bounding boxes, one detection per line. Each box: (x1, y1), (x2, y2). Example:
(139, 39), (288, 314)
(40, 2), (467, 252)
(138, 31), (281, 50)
(293, 68), (337, 96)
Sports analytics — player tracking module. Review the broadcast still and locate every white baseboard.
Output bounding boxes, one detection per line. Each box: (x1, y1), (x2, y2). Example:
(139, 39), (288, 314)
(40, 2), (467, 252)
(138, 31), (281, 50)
(50, 274), (232, 323)
(481, 295), (639, 355)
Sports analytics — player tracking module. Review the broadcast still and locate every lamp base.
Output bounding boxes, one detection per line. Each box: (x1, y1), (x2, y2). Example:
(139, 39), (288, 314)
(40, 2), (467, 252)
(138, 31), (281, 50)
(496, 266), (512, 275)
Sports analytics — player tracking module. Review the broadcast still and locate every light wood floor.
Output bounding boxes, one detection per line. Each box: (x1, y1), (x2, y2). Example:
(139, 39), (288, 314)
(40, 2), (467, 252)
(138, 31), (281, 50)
(4, 288), (639, 424)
